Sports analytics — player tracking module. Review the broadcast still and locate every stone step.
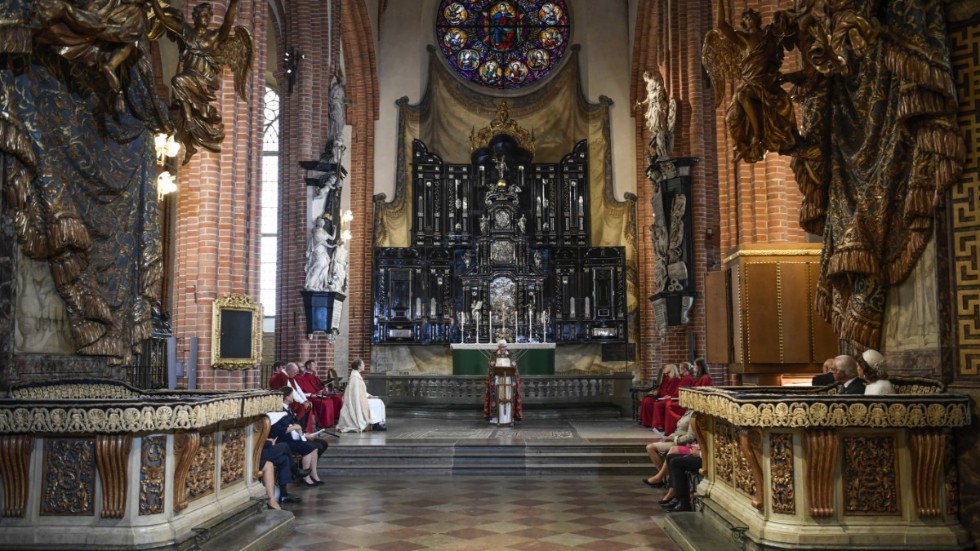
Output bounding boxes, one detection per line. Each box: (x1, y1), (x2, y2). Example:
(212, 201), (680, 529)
(317, 442), (653, 477)
(187, 500), (294, 551)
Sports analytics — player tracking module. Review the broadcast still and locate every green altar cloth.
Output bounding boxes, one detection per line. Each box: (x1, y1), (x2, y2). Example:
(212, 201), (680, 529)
(450, 343), (556, 375)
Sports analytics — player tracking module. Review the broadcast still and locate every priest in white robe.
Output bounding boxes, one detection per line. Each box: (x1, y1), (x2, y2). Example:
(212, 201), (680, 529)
(337, 358), (387, 432)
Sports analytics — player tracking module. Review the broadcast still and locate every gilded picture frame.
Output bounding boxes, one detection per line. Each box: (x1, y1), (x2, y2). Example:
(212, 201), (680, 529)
(211, 293), (263, 370)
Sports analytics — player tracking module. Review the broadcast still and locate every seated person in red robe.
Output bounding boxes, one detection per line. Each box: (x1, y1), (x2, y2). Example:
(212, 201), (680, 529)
(297, 359), (343, 419)
(268, 360), (287, 389)
(639, 364), (677, 428)
(652, 362), (693, 434)
(664, 358), (713, 435)
(282, 362), (335, 431)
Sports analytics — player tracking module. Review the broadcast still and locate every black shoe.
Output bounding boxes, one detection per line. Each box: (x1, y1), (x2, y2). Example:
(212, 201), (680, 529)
(665, 502), (692, 513)
(294, 467), (312, 478)
(644, 479), (667, 488)
(279, 495), (302, 504)
(313, 480), (325, 486)
(373, 423), (387, 432)
(300, 480), (318, 487)
(659, 498), (678, 508)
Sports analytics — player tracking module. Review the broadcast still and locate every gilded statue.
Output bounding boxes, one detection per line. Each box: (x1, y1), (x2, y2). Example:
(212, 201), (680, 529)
(150, 0), (253, 163)
(702, 1), (808, 162)
(33, 0), (150, 112)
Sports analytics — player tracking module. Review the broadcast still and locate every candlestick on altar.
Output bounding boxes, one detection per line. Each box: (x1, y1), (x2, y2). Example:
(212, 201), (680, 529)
(460, 312), (466, 343)
(514, 310), (517, 335)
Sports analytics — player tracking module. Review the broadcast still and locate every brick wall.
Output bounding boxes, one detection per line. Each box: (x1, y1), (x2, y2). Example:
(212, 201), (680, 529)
(171, 0), (267, 390)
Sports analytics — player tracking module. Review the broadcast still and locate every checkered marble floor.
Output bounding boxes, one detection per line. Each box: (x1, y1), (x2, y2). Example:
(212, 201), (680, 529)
(272, 476), (680, 551)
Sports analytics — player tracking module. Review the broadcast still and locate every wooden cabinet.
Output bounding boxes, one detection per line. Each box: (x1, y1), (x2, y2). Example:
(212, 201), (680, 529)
(705, 244), (838, 383)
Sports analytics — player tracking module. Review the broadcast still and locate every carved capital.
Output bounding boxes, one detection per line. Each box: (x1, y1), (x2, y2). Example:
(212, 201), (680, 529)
(804, 429), (838, 517)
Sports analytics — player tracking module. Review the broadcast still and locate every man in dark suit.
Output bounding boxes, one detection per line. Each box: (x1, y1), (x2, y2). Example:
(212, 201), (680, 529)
(811, 358), (836, 386)
(834, 355), (866, 395)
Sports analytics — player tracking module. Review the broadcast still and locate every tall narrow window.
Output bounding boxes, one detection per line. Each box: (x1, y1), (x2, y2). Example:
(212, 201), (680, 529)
(261, 87), (280, 332)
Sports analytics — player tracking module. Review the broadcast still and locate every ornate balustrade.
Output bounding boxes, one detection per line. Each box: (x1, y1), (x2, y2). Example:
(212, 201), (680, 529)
(369, 373), (633, 412)
(679, 383), (973, 549)
(0, 379), (281, 550)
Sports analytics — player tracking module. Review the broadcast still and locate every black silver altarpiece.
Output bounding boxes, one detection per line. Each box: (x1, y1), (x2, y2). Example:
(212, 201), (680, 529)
(373, 122), (626, 346)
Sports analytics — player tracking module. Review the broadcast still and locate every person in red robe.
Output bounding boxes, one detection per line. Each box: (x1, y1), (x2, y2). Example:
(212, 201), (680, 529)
(639, 364), (676, 428)
(297, 359), (343, 422)
(282, 362), (335, 431)
(651, 363), (693, 433)
(268, 360), (288, 389)
(664, 358), (714, 435)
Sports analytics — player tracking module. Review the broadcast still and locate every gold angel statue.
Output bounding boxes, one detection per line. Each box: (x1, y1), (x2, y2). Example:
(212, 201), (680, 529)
(150, 0), (252, 163)
(33, 0), (151, 112)
(702, 0), (807, 163)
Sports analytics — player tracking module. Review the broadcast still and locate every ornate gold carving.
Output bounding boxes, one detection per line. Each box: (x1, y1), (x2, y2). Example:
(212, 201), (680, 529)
(679, 386), (971, 429)
(770, 433), (795, 514)
(149, 0), (253, 163)
(803, 429), (838, 517)
(251, 416), (270, 478)
(843, 436), (899, 515)
(211, 293), (263, 370)
(95, 434), (131, 519)
(909, 429), (945, 517)
(713, 421), (736, 485)
(186, 432), (216, 502)
(735, 429), (759, 503)
(0, 435), (33, 517)
(0, 387), (280, 434)
(140, 435), (166, 516)
(221, 427), (245, 486)
(41, 438), (95, 516)
(468, 100), (535, 154)
(173, 431), (200, 513)
(11, 383), (140, 400)
(691, 414), (707, 476)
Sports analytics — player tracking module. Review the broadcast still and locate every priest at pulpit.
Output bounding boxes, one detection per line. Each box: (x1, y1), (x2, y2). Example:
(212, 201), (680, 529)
(483, 340), (523, 424)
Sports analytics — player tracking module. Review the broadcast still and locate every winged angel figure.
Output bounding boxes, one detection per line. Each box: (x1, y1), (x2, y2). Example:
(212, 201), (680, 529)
(702, 0), (807, 163)
(150, 0), (252, 163)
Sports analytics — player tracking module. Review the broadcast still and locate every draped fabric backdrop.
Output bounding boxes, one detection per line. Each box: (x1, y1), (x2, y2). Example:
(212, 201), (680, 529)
(0, 46), (163, 365)
(792, 0), (964, 349)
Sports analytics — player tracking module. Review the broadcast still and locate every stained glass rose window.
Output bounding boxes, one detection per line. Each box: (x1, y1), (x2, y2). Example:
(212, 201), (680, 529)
(436, 1), (570, 89)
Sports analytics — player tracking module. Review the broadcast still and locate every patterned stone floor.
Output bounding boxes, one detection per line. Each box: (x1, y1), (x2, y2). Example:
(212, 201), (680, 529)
(269, 417), (678, 550)
(271, 476), (680, 551)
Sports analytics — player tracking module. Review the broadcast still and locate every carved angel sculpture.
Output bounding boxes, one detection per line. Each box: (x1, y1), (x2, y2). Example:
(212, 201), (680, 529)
(150, 0), (252, 163)
(33, 0), (150, 112)
(702, 1), (806, 162)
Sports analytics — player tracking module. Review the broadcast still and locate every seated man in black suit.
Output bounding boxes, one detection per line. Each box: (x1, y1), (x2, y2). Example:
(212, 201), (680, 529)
(259, 437), (306, 505)
(834, 355), (866, 395)
(811, 358), (836, 386)
(269, 387), (326, 487)
(663, 446), (703, 513)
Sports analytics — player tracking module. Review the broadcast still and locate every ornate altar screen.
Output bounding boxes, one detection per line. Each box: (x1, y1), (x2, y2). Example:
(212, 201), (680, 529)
(373, 134), (627, 346)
